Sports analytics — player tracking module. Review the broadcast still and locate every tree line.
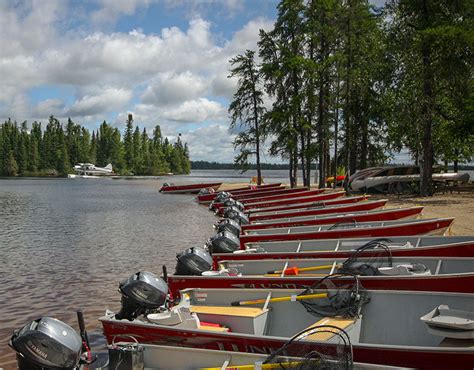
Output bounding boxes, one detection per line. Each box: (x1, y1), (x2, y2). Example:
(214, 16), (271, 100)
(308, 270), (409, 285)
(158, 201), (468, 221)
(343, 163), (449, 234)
(228, 0), (473, 195)
(191, 160), (317, 170)
(0, 114), (191, 176)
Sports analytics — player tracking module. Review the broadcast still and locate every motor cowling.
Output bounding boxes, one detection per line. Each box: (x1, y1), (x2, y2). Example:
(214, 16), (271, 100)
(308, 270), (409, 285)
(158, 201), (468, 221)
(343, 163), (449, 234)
(215, 218), (241, 236)
(10, 317), (83, 370)
(223, 198), (244, 211)
(222, 206), (249, 224)
(116, 271), (168, 321)
(175, 247), (213, 275)
(207, 231), (241, 253)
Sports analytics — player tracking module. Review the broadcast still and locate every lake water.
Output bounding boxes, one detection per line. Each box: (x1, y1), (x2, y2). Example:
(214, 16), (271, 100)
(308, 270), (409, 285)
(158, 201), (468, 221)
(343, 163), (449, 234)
(0, 173), (241, 368)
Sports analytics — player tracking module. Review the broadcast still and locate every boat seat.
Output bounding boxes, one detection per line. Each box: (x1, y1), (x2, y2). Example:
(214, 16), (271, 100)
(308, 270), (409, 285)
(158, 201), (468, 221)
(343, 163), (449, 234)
(190, 305), (266, 318)
(304, 317), (356, 341)
(198, 324), (230, 332)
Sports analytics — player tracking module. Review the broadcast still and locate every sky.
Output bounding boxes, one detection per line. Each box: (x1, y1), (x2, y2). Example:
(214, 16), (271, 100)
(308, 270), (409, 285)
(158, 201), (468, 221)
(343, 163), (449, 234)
(0, 0), (281, 162)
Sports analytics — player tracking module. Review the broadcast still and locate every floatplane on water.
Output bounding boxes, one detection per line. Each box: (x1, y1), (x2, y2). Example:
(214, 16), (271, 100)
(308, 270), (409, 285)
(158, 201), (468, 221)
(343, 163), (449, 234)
(68, 163), (114, 178)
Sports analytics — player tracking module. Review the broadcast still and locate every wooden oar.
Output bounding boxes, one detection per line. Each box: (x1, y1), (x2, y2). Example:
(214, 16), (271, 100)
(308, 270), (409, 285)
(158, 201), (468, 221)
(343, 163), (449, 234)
(268, 264), (342, 275)
(231, 292), (327, 306)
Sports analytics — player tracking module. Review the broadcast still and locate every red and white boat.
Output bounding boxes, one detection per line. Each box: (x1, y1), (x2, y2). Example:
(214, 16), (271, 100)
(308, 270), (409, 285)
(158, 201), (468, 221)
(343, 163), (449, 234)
(249, 199), (388, 222)
(211, 188), (326, 210)
(241, 207), (423, 231)
(168, 256), (474, 294)
(247, 195), (370, 216)
(215, 191), (343, 214)
(238, 218), (454, 247)
(100, 285), (474, 370)
(212, 236), (474, 263)
(159, 182), (222, 194)
(197, 183), (283, 203)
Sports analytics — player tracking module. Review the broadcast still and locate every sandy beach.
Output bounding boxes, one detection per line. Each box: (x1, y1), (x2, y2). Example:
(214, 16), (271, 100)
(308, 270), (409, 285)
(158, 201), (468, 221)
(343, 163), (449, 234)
(219, 183), (474, 235)
(374, 192), (474, 236)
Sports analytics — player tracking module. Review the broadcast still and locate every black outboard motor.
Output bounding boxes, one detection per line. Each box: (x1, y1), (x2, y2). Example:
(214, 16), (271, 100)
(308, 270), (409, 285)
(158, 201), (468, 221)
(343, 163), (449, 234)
(175, 246), (213, 275)
(116, 271), (168, 321)
(207, 231), (241, 253)
(215, 218), (242, 236)
(222, 198), (245, 212)
(215, 191), (231, 202)
(10, 317), (83, 370)
(222, 206), (249, 224)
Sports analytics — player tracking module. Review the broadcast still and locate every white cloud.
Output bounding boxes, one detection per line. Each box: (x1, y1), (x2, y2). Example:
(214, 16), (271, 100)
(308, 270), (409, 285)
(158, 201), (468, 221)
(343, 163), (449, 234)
(141, 71), (208, 105)
(184, 124), (236, 162)
(162, 98), (226, 123)
(68, 88), (133, 116)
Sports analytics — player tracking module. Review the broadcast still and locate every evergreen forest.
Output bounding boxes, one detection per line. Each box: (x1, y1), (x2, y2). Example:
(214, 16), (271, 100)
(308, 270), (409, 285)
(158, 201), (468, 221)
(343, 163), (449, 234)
(0, 114), (191, 177)
(228, 0), (473, 195)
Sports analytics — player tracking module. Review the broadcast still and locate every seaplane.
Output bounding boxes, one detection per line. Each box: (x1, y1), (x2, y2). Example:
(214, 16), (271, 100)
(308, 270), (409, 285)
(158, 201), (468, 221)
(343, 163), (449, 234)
(68, 163), (114, 178)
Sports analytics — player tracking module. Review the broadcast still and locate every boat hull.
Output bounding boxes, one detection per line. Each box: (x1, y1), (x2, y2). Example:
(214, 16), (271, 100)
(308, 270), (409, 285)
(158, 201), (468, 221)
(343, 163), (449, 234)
(239, 218), (454, 247)
(249, 199), (387, 221)
(212, 240), (474, 264)
(213, 189), (326, 210)
(160, 182), (222, 194)
(197, 183), (283, 203)
(168, 272), (474, 295)
(100, 317), (474, 370)
(242, 207), (424, 231)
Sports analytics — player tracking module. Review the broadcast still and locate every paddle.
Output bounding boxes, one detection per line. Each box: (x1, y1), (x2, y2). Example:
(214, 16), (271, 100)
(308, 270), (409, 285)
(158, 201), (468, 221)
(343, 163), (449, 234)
(231, 292), (327, 306)
(267, 264), (341, 276)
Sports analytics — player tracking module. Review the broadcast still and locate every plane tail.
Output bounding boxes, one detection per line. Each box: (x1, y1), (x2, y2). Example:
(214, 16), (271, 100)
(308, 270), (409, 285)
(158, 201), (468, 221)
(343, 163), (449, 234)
(105, 163), (113, 170)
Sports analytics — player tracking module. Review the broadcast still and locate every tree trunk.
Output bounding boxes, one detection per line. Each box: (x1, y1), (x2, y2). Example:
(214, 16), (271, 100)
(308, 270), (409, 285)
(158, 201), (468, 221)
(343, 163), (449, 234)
(420, 0), (434, 196)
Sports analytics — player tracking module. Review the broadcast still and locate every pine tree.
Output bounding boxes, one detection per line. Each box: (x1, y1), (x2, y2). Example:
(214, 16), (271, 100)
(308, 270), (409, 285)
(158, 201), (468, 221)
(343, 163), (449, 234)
(228, 50), (266, 185)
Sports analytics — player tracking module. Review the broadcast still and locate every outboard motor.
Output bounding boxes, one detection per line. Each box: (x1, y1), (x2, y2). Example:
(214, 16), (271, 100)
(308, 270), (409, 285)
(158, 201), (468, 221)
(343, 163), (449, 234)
(116, 271), (168, 321)
(175, 246), (213, 275)
(207, 231), (241, 253)
(215, 218), (242, 236)
(222, 206), (249, 225)
(222, 198), (245, 211)
(215, 191), (231, 202)
(10, 317), (83, 370)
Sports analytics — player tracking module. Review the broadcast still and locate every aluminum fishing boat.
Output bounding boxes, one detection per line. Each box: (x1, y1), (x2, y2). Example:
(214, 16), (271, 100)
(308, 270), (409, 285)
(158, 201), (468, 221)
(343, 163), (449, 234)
(216, 191), (344, 214)
(248, 198), (386, 222)
(159, 182), (222, 194)
(197, 183), (284, 203)
(211, 236), (474, 263)
(168, 256), (474, 294)
(100, 281), (474, 370)
(107, 342), (406, 369)
(240, 207), (424, 231)
(237, 218), (454, 247)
